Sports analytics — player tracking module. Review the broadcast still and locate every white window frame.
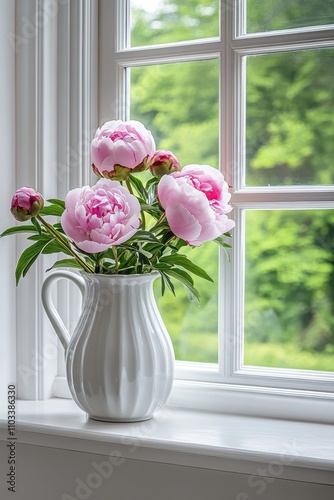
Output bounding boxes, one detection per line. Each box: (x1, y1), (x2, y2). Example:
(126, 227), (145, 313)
(4, 0), (334, 422)
(97, 0), (334, 417)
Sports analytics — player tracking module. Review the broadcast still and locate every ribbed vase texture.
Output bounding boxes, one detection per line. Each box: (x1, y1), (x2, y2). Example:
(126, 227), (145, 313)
(43, 272), (175, 422)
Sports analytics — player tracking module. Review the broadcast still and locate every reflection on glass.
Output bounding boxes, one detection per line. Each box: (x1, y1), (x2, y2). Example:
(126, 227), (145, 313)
(244, 209), (334, 371)
(130, 0), (219, 47)
(130, 59), (219, 362)
(246, 48), (334, 186)
(247, 0), (334, 33)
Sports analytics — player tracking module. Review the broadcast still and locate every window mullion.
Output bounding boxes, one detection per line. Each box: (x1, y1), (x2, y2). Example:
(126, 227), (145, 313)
(219, 0), (240, 378)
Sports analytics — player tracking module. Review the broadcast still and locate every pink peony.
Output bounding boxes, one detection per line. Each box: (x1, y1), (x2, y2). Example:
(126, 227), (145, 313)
(11, 186), (44, 222)
(91, 120), (156, 181)
(61, 179), (141, 253)
(149, 150), (181, 178)
(157, 164), (234, 246)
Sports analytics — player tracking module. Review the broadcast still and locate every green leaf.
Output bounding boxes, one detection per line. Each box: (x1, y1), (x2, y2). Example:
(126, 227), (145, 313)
(99, 248), (115, 260)
(46, 258), (84, 272)
(160, 272), (166, 296)
(160, 254), (214, 282)
(130, 230), (160, 243)
(164, 268), (200, 305)
(145, 177), (159, 189)
(137, 250), (151, 265)
(139, 202), (156, 211)
(159, 271), (175, 297)
(30, 217), (42, 235)
(152, 262), (172, 271)
(141, 206), (163, 219)
(22, 250), (44, 278)
(213, 236), (232, 262)
(174, 238), (188, 250)
(46, 198), (65, 209)
(129, 174), (148, 201)
(28, 234), (72, 256)
(150, 223), (170, 234)
(142, 242), (165, 254)
(0, 225), (39, 237)
(161, 231), (175, 245)
(53, 222), (65, 234)
(15, 240), (49, 285)
(41, 239), (73, 256)
(28, 232), (52, 241)
(147, 181), (159, 205)
(214, 235), (232, 248)
(40, 204), (64, 217)
(136, 197), (148, 206)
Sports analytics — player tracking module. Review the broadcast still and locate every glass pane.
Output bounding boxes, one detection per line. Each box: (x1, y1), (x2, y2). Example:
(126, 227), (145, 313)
(244, 209), (334, 371)
(130, 0), (219, 47)
(130, 60), (219, 363)
(246, 49), (334, 186)
(247, 0), (334, 33)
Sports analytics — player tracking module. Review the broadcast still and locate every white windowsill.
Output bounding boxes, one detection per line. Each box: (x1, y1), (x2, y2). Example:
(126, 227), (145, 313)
(0, 399), (333, 486)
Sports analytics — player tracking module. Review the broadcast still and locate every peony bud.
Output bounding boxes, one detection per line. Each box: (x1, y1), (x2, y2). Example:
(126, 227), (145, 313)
(10, 187), (44, 222)
(149, 150), (181, 179)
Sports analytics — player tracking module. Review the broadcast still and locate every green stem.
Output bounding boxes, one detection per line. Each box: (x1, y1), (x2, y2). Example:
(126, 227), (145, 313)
(111, 245), (119, 272)
(151, 213), (166, 230)
(120, 253), (136, 271)
(165, 235), (176, 246)
(126, 179), (134, 195)
(93, 253), (102, 273)
(141, 210), (146, 231)
(37, 215), (94, 274)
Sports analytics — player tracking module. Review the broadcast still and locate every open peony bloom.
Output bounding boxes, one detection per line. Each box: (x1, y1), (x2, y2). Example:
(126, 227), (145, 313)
(61, 179), (141, 253)
(149, 150), (181, 178)
(157, 164), (235, 246)
(91, 120), (156, 181)
(11, 187), (44, 222)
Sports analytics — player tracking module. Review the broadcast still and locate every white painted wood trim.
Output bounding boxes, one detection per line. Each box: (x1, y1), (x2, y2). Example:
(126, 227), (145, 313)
(0, 0), (17, 402)
(11, 0), (98, 399)
(1, 399), (334, 484)
(53, 373), (334, 423)
(14, 0), (59, 400)
(55, 0), (99, 380)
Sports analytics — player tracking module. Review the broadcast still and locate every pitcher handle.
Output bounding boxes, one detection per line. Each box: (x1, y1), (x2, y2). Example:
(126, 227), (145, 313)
(41, 270), (86, 351)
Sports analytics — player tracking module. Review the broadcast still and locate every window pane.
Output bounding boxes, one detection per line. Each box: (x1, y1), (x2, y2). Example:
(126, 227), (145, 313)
(247, 0), (334, 33)
(130, 0), (219, 47)
(130, 60), (219, 362)
(244, 209), (334, 371)
(246, 49), (334, 186)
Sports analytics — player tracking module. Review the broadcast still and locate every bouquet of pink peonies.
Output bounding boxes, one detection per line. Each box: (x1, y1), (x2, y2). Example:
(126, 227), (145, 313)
(2, 120), (235, 302)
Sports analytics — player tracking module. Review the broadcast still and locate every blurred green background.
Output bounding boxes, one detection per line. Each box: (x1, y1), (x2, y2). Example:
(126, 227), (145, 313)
(129, 0), (334, 371)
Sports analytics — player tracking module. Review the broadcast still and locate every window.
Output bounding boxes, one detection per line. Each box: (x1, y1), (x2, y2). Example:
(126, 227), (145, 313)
(98, 0), (334, 412)
(5, 1), (334, 419)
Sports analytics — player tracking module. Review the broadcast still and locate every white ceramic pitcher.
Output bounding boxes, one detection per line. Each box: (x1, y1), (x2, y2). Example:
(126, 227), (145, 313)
(42, 270), (175, 422)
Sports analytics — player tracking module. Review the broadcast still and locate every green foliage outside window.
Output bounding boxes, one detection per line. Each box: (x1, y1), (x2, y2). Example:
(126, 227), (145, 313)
(130, 0), (334, 370)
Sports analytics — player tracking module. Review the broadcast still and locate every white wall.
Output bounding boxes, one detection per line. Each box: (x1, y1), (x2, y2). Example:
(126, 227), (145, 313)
(0, 443), (333, 500)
